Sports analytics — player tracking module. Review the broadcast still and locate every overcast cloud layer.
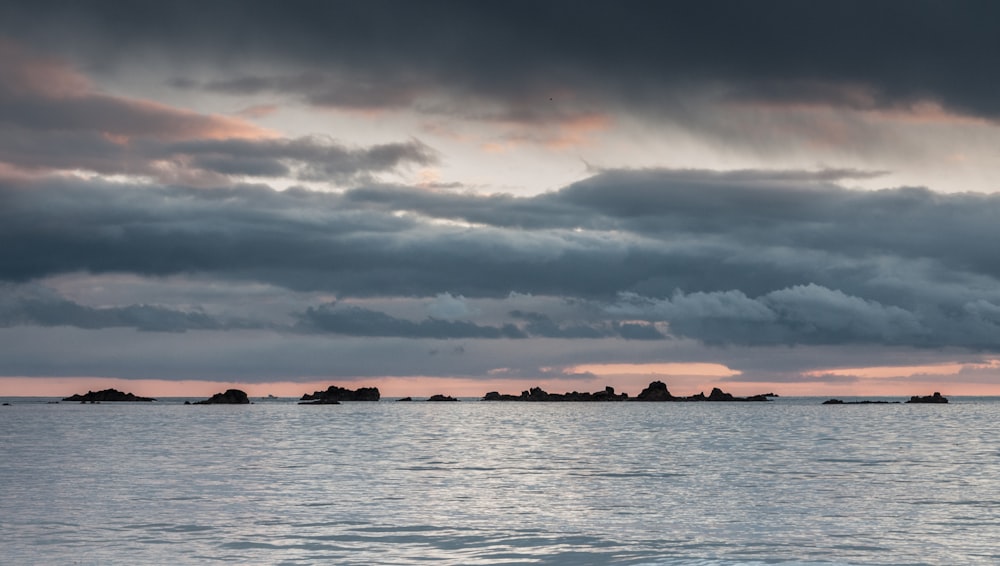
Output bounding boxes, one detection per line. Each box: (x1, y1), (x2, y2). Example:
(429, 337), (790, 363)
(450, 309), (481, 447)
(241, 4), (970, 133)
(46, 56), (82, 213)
(2, 1), (1000, 395)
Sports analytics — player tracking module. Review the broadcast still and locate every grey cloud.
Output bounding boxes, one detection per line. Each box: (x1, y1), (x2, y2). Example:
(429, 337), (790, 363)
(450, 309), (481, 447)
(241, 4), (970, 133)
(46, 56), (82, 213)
(0, 284), (250, 332)
(7, 167), (1000, 351)
(510, 310), (609, 339)
(297, 304), (526, 339)
(614, 322), (666, 341)
(0, 124), (435, 183)
(162, 137), (437, 182)
(354, 169), (1000, 297)
(508, 309), (664, 340)
(297, 304), (662, 341)
(607, 284), (991, 348)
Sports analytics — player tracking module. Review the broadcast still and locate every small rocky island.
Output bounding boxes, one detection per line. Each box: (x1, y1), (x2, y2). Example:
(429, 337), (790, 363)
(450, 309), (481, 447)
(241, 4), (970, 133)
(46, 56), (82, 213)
(427, 394), (459, 401)
(634, 381), (771, 402)
(483, 381), (772, 402)
(822, 392), (949, 405)
(192, 389), (250, 404)
(63, 389), (155, 402)
(484, 385), (628, 402)
(907, 392), (948, 404)
(299, 385), (380, 404)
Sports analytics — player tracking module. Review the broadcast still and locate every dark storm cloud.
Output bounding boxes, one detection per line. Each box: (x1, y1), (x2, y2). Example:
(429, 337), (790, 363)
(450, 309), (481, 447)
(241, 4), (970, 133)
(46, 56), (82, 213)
(297, 304), (526, 339)
(5, 168), (1000, 349)
(608, 285), (933, 348)
(3, 1), (998, 121)
(508, 310), (664, 340)
(0, 284), (254, 332)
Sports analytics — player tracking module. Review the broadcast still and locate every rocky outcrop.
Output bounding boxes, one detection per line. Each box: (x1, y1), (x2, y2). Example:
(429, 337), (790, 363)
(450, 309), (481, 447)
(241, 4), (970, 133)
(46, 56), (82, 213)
(906, 392), (948, 404)
(635, 381), (674, 401)
(483, 391), (520, 401)
(397, 397), (413, 402)
(63, 389), (155, 402)
(633, 382), (769, 402)
(824, 393), (949, 405)
(483, 385), (629, 402)
(708, 387), (734, 401)
(483, 381), (770, 402)
(428, 394), (459, 402)
(194, 389), (250, 404)
(300, 385), (380, 402)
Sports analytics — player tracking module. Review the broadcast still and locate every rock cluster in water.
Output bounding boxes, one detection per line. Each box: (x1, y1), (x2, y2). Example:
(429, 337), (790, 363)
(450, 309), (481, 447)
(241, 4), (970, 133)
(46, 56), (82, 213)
(483, 385), (628, 402)
(63, 389), (155, 402)
(193, 389), (250, 404)
(55, 382), (953, 406)
(427, 394), (459, 402)
(822, 392), (949, 405)
(906, 392), (948, 404)
(483, 381), (772, 402)
(299, 385), (380, 404)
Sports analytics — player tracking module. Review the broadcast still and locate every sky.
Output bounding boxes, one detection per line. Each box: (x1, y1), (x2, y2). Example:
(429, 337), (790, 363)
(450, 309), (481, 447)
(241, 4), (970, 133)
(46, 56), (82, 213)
(3, 0), (1000, 398)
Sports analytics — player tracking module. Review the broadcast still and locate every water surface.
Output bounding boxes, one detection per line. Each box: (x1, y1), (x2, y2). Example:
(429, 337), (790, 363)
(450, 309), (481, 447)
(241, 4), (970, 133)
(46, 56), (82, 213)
(2, 397), (998, 564)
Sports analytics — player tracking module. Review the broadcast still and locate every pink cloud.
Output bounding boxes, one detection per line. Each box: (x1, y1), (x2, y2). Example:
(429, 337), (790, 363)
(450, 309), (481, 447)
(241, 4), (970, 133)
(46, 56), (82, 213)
(0, 39), (272, 143)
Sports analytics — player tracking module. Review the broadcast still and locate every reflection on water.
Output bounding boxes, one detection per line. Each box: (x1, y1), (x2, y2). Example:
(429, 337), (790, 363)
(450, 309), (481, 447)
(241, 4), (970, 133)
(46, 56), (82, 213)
(2, 399), (999, 564)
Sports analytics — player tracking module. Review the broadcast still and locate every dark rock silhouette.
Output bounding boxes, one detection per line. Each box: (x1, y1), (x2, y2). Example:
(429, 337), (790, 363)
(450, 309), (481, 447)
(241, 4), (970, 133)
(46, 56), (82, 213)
(397, 397), (413, 402)
(483, 391), (520, 401)
(300, 385), (380, 402)
(633, 382), (769, 402)
(298, 398), (341, 405)
(428, 394), (459, 401)
(194, 389), (250, 404)
(635, 381), (674, 401)
(906, 392), (948, 404)
(708, 387), (734, 401)
(63, 389), (155, 402)
(484, 381), (770, 402)
(483, 385), (629, 402)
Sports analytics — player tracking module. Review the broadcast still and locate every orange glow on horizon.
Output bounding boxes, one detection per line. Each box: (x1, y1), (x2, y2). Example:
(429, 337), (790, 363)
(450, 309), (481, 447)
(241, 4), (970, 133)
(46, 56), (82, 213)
(803, 359), (1000, 379)
(567, 362), (742, 377)
(4, 369), (1000, 400)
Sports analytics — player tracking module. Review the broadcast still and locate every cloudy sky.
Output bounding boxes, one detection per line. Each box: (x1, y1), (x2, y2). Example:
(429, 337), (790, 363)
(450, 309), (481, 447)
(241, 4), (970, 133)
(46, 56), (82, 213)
(3, 1), (1000, 398)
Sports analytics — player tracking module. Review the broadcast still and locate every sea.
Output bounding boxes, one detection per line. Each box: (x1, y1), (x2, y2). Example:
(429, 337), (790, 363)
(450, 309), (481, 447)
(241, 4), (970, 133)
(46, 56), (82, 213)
(2, 396), (998, 565)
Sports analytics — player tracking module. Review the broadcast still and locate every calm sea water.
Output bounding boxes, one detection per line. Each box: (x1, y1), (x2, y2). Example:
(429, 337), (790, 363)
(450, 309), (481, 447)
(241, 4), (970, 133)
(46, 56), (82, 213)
(2, 396), (999, 565)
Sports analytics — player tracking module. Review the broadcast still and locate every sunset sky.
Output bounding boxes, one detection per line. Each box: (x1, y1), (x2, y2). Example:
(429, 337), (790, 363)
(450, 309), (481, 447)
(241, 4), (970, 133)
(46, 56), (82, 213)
(4, 1), (1000, 398)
